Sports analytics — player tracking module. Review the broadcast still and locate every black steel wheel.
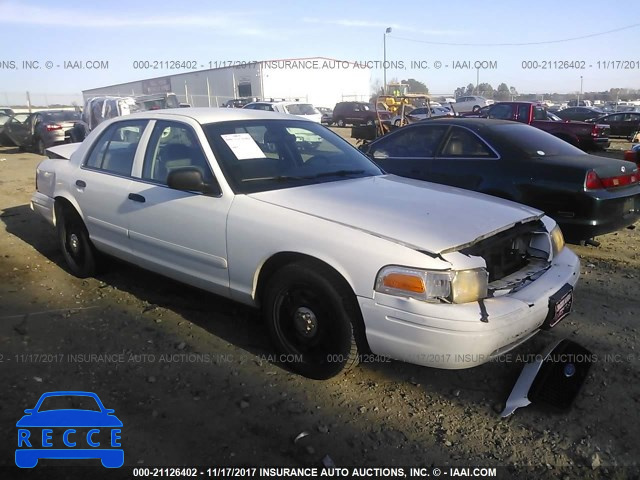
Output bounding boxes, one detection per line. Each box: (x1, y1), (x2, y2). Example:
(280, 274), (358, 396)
(264, 261), (361, 379)
(57, 205), (97, 278)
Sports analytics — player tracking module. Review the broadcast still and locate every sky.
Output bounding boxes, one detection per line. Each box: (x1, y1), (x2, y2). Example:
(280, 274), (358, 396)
(0, 0), (639, 105)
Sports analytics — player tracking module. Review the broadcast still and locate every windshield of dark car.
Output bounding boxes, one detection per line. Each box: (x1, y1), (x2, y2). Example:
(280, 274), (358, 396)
(43, 111), (81, 122)
(37, 395), (101, 412)
(490, 123), (587, 157)
(284, 104), (317, 115)
(203, 120), (382, 194)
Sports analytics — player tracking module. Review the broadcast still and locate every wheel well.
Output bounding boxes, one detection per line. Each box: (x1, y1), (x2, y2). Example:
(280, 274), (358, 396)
(53, 196), (79, 226)
(255, 252), (371, 352)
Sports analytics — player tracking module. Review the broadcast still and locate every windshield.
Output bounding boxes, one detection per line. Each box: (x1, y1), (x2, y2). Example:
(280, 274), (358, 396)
(284, 104), (317, 115)
(203, 120), (382, 194)
(38, 395), (101, 412)
(490, 123), (587, 157)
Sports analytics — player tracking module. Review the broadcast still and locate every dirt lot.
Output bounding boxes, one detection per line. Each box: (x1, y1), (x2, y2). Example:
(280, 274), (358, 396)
(0, 140), (639, 479)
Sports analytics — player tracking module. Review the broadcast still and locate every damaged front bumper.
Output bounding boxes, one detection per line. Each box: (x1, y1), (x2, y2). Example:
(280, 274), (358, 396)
(358, 247), (580, 369)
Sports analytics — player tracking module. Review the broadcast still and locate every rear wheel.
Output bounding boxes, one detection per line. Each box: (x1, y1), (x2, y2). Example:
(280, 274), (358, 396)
(263, 261), (361, 379)
(57, 205), (98, 278)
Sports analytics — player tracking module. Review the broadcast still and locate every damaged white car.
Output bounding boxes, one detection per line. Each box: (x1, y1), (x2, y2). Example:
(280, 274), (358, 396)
(31, 108), (580, 379)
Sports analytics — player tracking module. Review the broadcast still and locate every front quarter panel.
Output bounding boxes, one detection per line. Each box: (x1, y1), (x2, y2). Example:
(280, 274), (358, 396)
(226, 195), (454, 306)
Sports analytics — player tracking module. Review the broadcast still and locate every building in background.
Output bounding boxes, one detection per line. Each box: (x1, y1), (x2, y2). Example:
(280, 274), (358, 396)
(81, 57), (371, 109)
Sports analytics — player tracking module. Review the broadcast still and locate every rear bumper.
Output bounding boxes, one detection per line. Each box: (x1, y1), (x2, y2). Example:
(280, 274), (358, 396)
(557, 190), (640, 241)
(30, 191), (56, 226)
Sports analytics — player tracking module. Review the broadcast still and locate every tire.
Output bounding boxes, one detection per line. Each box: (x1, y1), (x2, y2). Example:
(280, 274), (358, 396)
(35, 137), (45, 155)
(394, 119), (401, 127)
(336, 118), (346, 127)
(57, 205), (98, 278)
(263, 261), (362, 379)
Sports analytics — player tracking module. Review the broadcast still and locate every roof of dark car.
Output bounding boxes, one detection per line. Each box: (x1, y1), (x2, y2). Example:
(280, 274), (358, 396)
(418, 117), (516, 127)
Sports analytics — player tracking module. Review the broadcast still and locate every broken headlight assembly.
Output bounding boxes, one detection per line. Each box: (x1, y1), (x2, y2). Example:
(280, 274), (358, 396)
(374, 266), (489, 304)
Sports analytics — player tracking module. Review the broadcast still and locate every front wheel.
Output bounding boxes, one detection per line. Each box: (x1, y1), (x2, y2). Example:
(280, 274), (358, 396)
(336, 118), (346, 127)
(57, 205), (98, 278)
(263, 262), (361, 379)
(35, 138), (45, 155)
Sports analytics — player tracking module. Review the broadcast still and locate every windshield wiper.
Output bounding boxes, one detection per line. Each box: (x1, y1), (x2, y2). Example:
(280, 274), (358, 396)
(242, 175), (305, 182)
(303, 169), (366, 179)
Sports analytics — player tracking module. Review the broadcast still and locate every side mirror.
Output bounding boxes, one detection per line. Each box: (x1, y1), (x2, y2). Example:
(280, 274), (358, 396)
(167, 167), (221, 196)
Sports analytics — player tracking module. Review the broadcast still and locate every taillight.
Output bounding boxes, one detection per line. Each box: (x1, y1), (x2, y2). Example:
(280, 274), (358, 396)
(585, 169), (639, 190)
(45, 124), (62, 131)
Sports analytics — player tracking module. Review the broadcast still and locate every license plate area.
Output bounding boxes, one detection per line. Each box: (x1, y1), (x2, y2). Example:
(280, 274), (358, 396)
(542, 283), (573, 329)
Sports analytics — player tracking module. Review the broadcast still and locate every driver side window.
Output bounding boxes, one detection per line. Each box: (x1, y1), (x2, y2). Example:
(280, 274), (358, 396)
(142, 121), (215, 187)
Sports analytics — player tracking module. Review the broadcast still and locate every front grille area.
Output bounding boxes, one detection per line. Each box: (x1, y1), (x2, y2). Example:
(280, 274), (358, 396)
(461, 220), (546, 282)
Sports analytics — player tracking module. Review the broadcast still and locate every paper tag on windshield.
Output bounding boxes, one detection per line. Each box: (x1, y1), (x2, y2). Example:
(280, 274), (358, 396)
(221, 133), (266, 160)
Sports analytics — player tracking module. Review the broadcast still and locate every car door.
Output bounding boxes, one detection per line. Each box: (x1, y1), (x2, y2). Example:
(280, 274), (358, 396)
(126, 119), (231, 296)
(622, 113), (640, 137)
(4, 113), (31, 146)
(602, 114), (624, 136)
(75, 119), (149, 259)
(430, 126), (500, 191)
(367, 124), (448, 179)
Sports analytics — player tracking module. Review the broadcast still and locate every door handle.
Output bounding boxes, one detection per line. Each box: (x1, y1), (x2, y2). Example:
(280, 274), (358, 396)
(75, 180), (86, 188)
(128, 193), (146, 203)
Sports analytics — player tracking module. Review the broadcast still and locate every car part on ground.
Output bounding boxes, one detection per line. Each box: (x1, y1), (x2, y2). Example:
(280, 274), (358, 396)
(501, 339), (593, 417)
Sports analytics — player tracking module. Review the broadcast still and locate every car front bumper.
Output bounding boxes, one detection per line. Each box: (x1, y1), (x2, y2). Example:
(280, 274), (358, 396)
(358, 247), (580, 369)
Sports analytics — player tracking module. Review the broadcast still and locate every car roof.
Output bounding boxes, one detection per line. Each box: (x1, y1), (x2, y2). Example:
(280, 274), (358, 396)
(120, 107), (314, 124)
(417, 117), (516, 127)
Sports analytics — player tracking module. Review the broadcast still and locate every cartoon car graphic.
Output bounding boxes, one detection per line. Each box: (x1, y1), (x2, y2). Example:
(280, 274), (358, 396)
(16, 391), (123, 468)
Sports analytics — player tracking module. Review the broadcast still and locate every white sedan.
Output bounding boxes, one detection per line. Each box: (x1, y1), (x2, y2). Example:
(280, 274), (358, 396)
(31, 108), (580, 379)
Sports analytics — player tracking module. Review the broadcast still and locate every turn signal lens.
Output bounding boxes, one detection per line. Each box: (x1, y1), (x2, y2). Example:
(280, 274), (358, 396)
(382, 273), (425, 293)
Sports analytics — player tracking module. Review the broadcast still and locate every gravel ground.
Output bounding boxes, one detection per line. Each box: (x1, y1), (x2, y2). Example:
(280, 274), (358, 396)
(0, 140), (639, 479)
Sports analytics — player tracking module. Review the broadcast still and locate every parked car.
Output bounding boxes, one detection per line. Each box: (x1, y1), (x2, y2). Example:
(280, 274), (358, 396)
(452, 96), (494, 113)
(244, 101), (322, 123)
(589, 112), (640, 139)
(391, 106), (454, 126)
(0, 111), (11, 145)
(0, 107), (15, 116)
(223, 97), (259, 108)
(555, 107), (604, 122)
(567, 100), (592, 107)
(4, 110), (82, 154)
(624, 144), (640, 168)
(332, 101), (392, 127)
(361, 118), (640, 243)
(317, 107), (333, 125)
(486, 102), (610, 151)
(31, 108), (579, 379)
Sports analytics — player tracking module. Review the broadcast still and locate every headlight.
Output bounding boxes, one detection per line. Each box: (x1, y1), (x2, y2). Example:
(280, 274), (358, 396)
(374, 266), (488, 304)
(550, 225), (565, 257)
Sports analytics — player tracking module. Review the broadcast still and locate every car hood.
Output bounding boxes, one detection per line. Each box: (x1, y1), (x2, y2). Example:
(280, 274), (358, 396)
(248, 175), (543, 254)
(16, 410), (123, 427)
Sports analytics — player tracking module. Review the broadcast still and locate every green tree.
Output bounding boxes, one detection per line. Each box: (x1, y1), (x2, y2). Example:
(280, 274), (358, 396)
(477, 83), (494, 98)
(496, 83), (510, 100)
(402, 78), (429, 94)
(465, 83), (475, 95)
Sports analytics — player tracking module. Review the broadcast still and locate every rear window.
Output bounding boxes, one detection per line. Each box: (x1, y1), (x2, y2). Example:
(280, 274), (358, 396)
(490, 124), (587, 157)
(43, 111), (81, 122)
(284, 104), (317, 115)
